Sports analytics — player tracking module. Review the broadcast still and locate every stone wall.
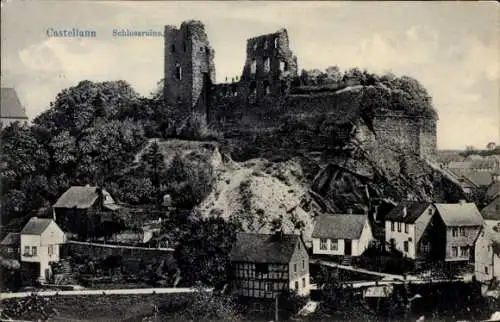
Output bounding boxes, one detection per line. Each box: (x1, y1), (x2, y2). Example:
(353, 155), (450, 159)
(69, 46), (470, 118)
(61, 242), (176, 271)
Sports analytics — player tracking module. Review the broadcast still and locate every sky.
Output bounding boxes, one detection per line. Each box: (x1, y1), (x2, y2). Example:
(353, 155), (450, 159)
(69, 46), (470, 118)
(1, 1), (499, 149)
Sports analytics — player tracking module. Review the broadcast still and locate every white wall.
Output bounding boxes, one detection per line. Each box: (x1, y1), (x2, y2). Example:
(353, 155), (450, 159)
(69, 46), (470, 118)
(385, 221), (416, 259)
(312, 220), (373, 257)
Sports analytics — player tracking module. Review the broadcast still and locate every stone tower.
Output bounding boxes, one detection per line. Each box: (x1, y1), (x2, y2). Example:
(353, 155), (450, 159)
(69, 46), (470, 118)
(163, 20), (216, 119)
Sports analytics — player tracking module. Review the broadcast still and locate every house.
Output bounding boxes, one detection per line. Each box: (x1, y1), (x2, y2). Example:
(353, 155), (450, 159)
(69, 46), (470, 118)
(229, 232), (310, 298)
(53, 185), (121, 239)
(481, 196), (500, 223)
(385, 201), (438, 261)
(20, 217), (65, 283)
(434, 201), (484, 262)
(0, 88), (28, 127)
(474, 221), (500, 283)
(312, 214), (373, 257)
(0, 232), (20, 259)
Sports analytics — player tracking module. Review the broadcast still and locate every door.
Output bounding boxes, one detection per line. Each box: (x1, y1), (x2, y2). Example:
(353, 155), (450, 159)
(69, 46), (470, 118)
(344, 240), (352, 256)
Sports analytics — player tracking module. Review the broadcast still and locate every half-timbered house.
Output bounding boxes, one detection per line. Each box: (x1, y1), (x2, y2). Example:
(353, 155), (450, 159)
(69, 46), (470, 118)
(229, 232), (310, 298)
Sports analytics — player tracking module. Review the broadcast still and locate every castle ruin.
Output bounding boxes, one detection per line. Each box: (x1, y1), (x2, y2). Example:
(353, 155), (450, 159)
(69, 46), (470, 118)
(163, 20), (437, 160)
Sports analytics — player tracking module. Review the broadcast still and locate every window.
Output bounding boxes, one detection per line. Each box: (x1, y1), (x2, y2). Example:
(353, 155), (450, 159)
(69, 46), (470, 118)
(183, 42), (186, 52)
(428, 208), (433, 216)
(255, 263), (269, 275)
(452, 246), (458, 257)
(404, 224), (408, 233)
(7, 248), (13, 253)
(320, 239), (327, 250)
(485, 266), (489, 274)
(297, 242), (300, 250)
(200, 46), (204, 52)
(264, 40), (268, 49)
(397, 222), (401, 232)
(330, 239), (338, 251)
(496, 204), (500, 211)
(171, 44), (176, 52)
(302, 260), (305, 269)
(460, 246), (468, 257)
(24, 246), (29, 256)
(391, 221), (394, 231)
(249, 81), (257, 98)
(175, 64), (182, 80)
(263, 57), (270, 73)
(294, 263), (297, 273)
(48, 245), (53, 256)
(31, 246), (37, 256)
(452, 228), (458, 237)
(302, 278), (306, 288)
(421, 242), (430, 254)
(250, 59), (257, 74)
(253, 42), (258, 51)
(460, 228), (467, 237)
(274, 38), (279, 49)
(264, 81), (271, 95)
(403, 241), (409, 252)
(295, 281), (299, 290)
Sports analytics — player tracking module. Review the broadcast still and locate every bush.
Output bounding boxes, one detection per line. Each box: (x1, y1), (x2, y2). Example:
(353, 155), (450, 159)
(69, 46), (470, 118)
(175, 112), (222, 141)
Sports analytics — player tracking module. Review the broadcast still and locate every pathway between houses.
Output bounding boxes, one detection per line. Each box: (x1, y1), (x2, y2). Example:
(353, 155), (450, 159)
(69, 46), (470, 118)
(0, 287), (212, 299)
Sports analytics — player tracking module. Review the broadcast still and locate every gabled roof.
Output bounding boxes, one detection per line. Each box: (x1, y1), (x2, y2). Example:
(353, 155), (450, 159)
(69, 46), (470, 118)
(0, 88), (28, 119)
(312, 214), (368, 240)
(434, 202), (483, 227)
(53, 186), (110, 209)
(385, 201), (430, 223)
(486, 182), (500, 201)
(20, 217), (54, 235)
(481, 196), (500, 221)
(229, 233), (300, 264)
(0, 232), (20, 246)
(482, 221), (500, 255)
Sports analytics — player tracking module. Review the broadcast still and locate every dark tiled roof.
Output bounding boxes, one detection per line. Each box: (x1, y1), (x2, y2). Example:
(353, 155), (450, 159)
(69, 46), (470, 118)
(0, 232), (20, 246)
(20, 217), (53, 235)
(53, 186), (101, 209)
(385, 201), (430, 223)
(229, 233), (300, 264)
(312, 214), (368, 240)
(481, 196), (500, 221)
(0, 88), (28, 119)
(435, 202), (483, 227)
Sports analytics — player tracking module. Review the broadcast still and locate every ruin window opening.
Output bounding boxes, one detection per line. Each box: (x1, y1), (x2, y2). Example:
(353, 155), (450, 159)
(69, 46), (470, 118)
(253, 42), (258, 51)
(263, 57), (270, 73)
(264, 81), (271, 95)
(171, 44), (176, 52)
(264, 40), (269, 49)
(274, 38), (279, 49)
(183, 42), (186, 52)
(175, 64), (182, 80)
(231, 85), (238, 96)
(250, 59), (257, 75)
(250, 81), (257, 94)
(279, 61), (289, 72)
(200, 46), (204, 52)
(205, 47), (210, 54)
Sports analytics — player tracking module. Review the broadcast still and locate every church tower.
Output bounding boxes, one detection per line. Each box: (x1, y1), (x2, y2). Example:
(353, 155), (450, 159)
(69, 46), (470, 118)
(163, 20), (216, 120)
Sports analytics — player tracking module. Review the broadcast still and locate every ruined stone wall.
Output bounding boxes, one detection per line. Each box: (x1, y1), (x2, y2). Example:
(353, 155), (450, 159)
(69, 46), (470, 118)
(239, 29), (298, 104)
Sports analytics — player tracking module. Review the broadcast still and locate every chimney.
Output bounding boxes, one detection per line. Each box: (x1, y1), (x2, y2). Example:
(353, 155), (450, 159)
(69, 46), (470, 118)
(459, 199), (466, 205)
(402, 206), (407, 218)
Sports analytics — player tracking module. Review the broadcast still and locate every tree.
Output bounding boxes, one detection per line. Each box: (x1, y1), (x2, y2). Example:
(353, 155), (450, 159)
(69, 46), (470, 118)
(142, 141), (165, 193)
(174, 217), (240, 286)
